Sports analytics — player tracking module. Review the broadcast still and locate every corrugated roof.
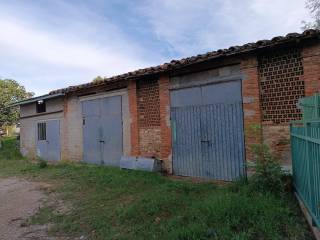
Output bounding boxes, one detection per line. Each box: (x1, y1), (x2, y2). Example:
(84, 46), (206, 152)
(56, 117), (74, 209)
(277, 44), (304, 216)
(50, 29), (320, 95)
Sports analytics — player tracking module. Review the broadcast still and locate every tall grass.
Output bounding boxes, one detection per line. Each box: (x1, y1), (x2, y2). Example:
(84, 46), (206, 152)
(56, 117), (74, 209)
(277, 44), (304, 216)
(0, 138), (313, 240)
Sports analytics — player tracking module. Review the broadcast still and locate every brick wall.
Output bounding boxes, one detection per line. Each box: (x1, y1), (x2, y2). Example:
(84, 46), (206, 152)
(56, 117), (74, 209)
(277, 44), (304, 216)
(257, 48), (305, 165)
(262, 125), (291, 166)
(128, 80), (140, 156)
(138, 128), (161, 157)
(61, 95), (83, 162)
(240, 56), (262, 163)
(258, 48), (304, 124)
(302, 43), (320, 96)
(159, 75), (172, 173)
(136, 78), (162, 157)
(127, 76), (172, 172)
(137, 79), (160, 128)
(126, 43), (320, 174)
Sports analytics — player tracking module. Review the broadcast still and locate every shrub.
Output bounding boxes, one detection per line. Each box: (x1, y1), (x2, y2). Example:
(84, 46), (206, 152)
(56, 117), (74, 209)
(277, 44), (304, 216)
(38, 159), (48, 169)
(249, 143), (286, 195)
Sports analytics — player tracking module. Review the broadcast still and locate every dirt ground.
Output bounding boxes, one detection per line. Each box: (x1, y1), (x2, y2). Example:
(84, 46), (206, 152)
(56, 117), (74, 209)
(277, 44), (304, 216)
(0, 177), (59, 240)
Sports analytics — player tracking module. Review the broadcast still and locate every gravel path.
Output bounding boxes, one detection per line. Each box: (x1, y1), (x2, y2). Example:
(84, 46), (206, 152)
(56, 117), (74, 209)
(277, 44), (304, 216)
(0, 177), (56, 240)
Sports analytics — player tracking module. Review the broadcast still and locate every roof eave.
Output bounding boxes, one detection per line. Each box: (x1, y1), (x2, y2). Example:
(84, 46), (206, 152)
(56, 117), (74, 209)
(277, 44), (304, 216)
(10, 93), (65, 107)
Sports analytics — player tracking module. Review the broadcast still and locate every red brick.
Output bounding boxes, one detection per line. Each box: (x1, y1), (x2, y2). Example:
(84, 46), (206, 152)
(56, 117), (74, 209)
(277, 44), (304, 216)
(128, 80), (140, 156)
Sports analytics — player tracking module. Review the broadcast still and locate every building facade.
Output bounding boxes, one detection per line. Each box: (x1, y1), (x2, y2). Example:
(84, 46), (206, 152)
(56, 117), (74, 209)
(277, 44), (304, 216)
(17, 30), (320, 180)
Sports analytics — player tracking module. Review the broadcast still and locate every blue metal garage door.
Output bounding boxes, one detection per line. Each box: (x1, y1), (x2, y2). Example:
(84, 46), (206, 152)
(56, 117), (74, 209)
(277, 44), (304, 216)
(170, 80), (245, 180)
(36, 120), (60, 161)
(82, 95), (123, 166)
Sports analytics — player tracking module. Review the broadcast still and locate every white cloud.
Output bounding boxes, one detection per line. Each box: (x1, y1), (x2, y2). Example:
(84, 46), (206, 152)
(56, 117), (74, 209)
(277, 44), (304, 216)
(0, 3), (156, 95)
(0, 0), (313, 95)
(141, 0), (311, 56)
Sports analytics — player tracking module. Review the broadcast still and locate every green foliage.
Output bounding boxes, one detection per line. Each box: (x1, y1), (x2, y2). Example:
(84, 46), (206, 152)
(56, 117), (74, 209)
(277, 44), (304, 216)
(0, 137), (23, 161)
(0, 79), (34, 127)
(92, 76), (104, 83)
(3, 125), (19, 137)
(244, 123), (262, 141)
(245, 123), (288, 195)
(249, 143), (287, 195)
(38, 159), (48, 169)
(0, 137), (30, 177)
(0, 138), (313, 240)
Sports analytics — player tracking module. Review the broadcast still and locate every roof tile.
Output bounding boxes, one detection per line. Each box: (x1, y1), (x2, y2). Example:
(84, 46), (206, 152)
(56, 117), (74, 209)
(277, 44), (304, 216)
(50, 29), (320, 95)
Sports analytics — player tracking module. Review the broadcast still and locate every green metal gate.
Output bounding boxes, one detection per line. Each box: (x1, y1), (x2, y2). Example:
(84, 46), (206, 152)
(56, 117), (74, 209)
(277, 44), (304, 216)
(291, 94), (320, 228)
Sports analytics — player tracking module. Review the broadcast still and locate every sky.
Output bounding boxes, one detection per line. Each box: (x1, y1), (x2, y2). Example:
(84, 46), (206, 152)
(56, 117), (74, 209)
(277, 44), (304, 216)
(0, 0), (311, 96)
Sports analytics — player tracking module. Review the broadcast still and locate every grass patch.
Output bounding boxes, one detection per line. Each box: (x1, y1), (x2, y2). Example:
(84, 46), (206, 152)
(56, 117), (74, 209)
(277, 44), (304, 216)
(0, 137), (314, 239)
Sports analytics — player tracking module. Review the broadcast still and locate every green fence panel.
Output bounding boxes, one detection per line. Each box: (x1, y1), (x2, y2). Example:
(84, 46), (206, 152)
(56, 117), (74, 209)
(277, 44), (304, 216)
(291, 95), (320, 228)
(299, 94), (320, 121)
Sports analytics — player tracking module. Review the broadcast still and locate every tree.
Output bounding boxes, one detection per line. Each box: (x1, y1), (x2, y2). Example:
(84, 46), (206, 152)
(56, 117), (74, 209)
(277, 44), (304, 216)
(92, 76), (104, 83)
(0, 79), (34, 127)
(302, 0), (320, 30)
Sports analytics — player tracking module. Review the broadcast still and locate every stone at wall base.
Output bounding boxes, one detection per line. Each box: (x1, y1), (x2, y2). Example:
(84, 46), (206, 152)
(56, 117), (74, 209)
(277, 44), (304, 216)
(120, 156), (162, 172)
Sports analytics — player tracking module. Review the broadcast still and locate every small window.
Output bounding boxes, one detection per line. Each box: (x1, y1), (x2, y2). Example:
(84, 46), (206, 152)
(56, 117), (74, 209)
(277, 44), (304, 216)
(36, 100), (46, 113)
(37, 122), (46, 140)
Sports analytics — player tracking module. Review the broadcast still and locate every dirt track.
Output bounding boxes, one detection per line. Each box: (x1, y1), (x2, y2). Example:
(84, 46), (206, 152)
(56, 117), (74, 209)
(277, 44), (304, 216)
(0, 178), (55, 240)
